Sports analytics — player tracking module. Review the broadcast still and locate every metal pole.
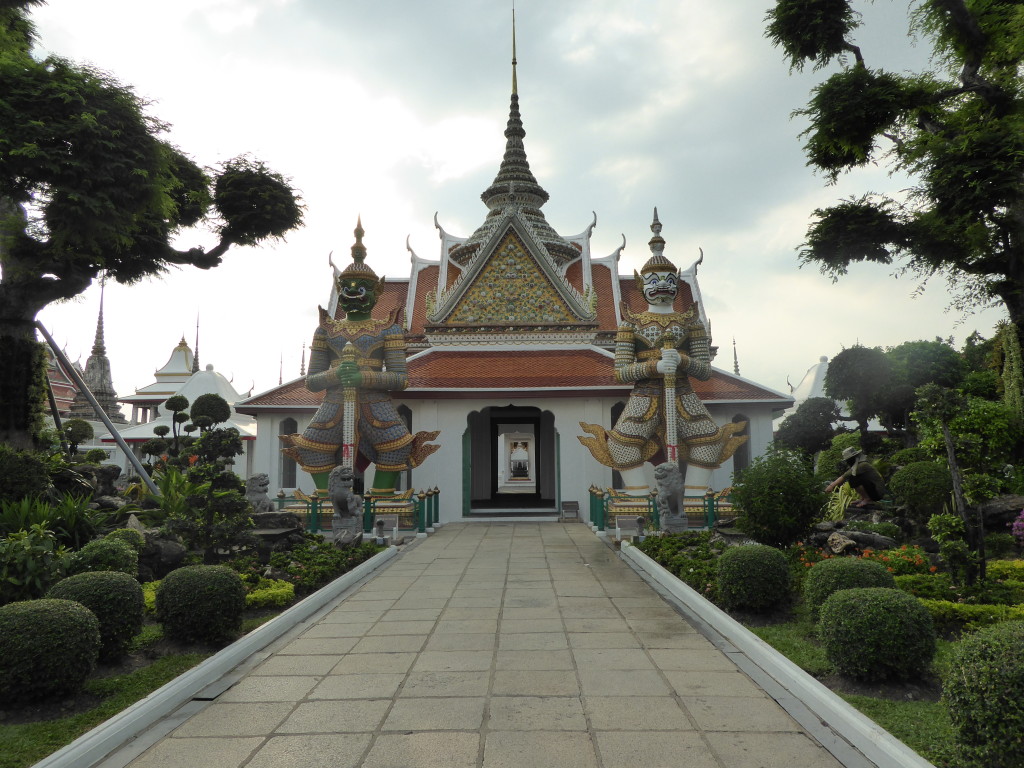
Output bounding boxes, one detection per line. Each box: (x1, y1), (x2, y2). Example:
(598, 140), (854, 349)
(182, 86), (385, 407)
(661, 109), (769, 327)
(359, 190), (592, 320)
(43, 377), (70, 457)
(35, 321), (159, 496)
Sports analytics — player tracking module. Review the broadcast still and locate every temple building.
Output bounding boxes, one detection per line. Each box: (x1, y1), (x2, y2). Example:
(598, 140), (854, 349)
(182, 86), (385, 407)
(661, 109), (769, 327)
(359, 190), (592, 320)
(236, 64), (793, 519)
(102, 338), (258, 477)
(67, 280), (127, 425)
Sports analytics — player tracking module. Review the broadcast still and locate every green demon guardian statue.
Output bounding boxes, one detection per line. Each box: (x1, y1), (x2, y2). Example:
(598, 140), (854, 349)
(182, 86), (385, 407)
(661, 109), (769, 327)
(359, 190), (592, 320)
(281, 219), (439, 499)
(579, 211), (746, 530)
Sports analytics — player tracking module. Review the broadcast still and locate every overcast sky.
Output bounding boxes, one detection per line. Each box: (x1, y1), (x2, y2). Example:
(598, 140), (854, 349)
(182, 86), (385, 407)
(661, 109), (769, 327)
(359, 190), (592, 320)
(31, 0), (1006, 409)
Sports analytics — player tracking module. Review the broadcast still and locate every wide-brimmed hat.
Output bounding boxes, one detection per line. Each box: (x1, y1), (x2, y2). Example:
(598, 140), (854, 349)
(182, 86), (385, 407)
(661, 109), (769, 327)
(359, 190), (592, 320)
(841, 446), (863, 462)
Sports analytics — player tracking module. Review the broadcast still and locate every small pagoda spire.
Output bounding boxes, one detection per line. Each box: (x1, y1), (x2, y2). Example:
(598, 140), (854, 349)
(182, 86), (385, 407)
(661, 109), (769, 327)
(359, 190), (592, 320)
(733, 337), (741, 376)
(69, 275), (126, 424)
(479, 9), (549, 212)
(279, 352), (283, 386)
(300, 342), (306, 376)
(91, 275), (107, 356)
(512, 5), (518, 96)
(191, 314), (200, 373)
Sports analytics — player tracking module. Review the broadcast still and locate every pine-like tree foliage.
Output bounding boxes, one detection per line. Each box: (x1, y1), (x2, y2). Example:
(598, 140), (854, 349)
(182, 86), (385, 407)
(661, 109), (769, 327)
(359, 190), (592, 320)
(0, 3), (303, 449)
(766, 0), (1024, 346)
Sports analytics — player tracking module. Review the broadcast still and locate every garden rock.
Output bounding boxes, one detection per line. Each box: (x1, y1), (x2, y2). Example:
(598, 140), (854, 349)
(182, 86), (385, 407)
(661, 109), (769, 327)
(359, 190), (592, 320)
(978, 494), (1024, 529)
(138, 533), (186, 580)
(94, 464), (122, 496)
(92, 494), (127, 511)
(125, 514), (146, 532)
(842, 530), (898, 551)
(251, 511), (303, 530)
(827, 532), (858, 554)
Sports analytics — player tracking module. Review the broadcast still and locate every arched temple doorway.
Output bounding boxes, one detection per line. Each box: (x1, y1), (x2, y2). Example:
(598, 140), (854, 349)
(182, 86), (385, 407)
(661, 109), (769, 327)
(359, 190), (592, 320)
(464, 405), (556, 512)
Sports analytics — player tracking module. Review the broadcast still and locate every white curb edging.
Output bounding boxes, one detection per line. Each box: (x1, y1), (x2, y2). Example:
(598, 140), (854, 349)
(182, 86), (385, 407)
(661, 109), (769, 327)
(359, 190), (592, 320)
(33, 545), (400, 768)
(620, 542), (937, 768)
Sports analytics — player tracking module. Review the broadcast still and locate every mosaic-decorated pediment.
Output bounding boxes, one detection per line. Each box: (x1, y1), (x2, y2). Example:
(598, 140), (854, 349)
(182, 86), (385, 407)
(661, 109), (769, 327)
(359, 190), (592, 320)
(443, 230), (579, 326)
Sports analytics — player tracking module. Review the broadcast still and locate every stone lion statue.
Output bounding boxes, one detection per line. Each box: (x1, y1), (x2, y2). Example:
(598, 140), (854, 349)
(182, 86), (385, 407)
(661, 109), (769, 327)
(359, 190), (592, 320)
(654, 461), (687, 533)
(244, 473), (275, 514)
(327, 465), (363, 546)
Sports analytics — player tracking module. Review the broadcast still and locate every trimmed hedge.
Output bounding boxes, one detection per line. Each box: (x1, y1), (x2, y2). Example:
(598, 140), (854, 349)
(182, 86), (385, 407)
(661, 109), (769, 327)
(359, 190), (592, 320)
(920, 599), (1024, 634)
(818, 587), (936, 681)
(888, 461), (952, 524)
(942, 621), (1024, 767)
(0, 599), (100, 702)
(104, 528), (146, 553)
(803, 556), (895, 619)
(67, 538), (138, 578)
(245, 578), (295, 609)
(987, 560), (1024, 582)
(47, 571), (144, 660)
(156, 565), (246, 643)
(716, 544), (791, 612)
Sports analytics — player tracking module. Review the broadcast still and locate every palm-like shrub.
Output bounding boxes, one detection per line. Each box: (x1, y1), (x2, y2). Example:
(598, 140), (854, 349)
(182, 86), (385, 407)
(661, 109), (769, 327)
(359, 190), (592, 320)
(803, 556), (895, 619)
(818, 587), (935, 681)
(716, 544), (791, 612)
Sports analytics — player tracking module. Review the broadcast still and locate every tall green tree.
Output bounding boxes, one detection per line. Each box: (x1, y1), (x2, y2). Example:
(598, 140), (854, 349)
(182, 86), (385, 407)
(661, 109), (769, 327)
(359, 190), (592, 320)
(766, 1), (1024, 341)
(0, 2), (303, 450)
(774, 396), (840, 455)
(879, 338), (965, 435)
(823, 344), (892, 439)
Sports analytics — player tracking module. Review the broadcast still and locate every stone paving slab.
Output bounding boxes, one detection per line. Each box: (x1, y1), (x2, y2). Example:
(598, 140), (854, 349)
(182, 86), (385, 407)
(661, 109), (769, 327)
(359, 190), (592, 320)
(104, 522), (859, 768)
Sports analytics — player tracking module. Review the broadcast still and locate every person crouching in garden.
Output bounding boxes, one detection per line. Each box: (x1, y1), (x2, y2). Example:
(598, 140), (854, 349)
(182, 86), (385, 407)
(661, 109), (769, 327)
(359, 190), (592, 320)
(825, 446), (887, 509)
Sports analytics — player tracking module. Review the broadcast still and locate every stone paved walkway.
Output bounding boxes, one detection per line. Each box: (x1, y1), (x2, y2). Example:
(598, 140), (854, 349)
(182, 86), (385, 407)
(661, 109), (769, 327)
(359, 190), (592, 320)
(112, 523), (850, 768)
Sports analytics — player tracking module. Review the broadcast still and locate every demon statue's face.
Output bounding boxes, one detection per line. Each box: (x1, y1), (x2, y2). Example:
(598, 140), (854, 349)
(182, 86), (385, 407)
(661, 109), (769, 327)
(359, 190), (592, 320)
(641, 270), (678, 307)
(338, 275), (379, 316)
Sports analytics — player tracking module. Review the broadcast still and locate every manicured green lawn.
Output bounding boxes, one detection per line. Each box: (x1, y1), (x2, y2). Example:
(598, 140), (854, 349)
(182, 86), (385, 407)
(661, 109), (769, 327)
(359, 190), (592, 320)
(750, 618), (958, 766)
(840, 694), (958, 766)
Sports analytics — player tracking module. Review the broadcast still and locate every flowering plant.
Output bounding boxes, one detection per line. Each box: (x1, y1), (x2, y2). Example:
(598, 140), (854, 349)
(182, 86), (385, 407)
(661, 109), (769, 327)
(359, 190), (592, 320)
(859, 544), (933, 575)
(1011, 509), (1024, 549)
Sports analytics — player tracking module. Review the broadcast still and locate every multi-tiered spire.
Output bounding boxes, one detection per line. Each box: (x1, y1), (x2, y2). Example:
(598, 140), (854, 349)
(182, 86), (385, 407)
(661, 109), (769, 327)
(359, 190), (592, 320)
(69, 277), (127, 424)
(447, 10), (577, 266)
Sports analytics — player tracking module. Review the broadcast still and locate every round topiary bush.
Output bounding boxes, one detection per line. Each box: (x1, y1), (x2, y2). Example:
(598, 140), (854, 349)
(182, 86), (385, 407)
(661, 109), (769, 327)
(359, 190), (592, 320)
(0, 598), (100, 702)
(818, 587), (936, 681)
(942, 621), (1024, 768)
(888, 461), (953, 524)
(888, 447), (930, 467)
(732, 447), (825, 547)
(47, 571), (144, 660)
(156, 564), (246, 643)
(67, 538), (138, 578)
(803, 556), (896, 619)
(104, 528), (146, 553)
(716, 544), (791, 612)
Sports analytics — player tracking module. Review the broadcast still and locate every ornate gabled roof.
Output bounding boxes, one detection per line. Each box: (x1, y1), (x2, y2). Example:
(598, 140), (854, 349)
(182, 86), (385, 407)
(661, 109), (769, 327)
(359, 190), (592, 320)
(427, 224), (595, 330)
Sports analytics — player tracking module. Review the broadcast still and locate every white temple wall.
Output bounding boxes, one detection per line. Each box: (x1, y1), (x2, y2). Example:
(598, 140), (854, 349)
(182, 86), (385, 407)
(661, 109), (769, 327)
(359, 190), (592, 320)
(247, 397), (783, 522)
(249, 412), (315, 495)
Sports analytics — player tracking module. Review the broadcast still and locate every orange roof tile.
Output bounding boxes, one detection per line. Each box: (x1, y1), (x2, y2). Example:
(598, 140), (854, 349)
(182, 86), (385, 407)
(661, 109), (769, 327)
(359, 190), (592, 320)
(236, 378), (323, 411)
(407, 349), (620, 393)
(237, 352), (789, 409)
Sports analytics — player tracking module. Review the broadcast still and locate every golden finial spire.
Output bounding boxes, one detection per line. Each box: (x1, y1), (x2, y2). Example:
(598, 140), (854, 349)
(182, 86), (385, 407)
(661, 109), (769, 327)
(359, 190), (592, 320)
(512, 5), (517, 95)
